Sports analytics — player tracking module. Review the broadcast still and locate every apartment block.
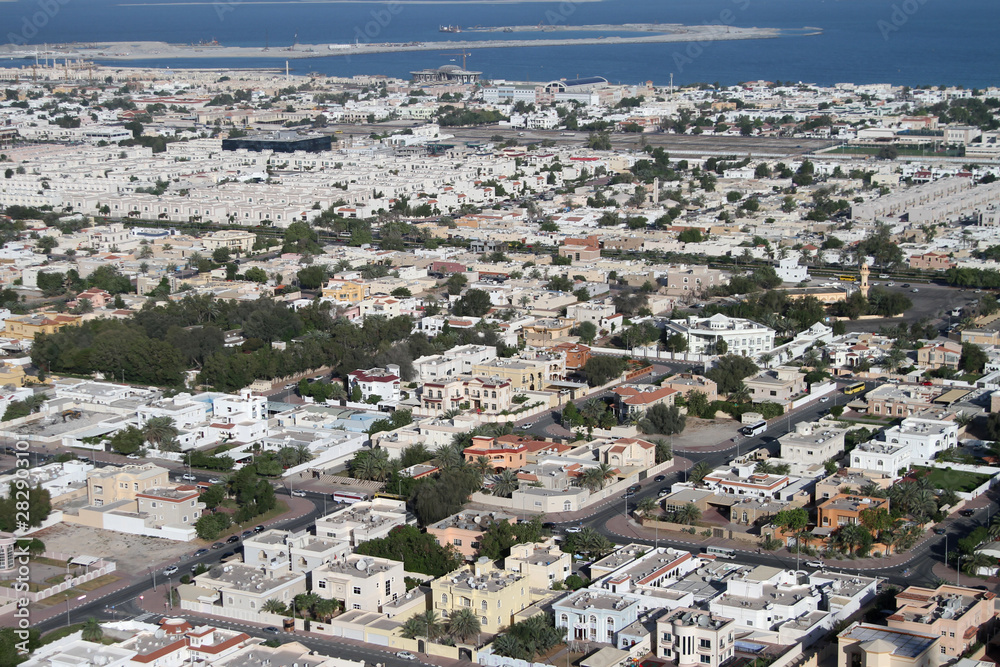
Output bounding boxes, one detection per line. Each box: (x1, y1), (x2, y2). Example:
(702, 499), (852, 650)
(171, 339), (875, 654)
(428, 509), (517, 560)
(888, 585), (997, 658)
(431, 560), (531, 632)
(656, 608), (736, 667)
(313, 555), (405, 613)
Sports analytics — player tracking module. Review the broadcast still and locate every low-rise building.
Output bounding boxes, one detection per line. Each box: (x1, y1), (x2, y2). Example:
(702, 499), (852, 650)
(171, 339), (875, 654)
(503, 538), (572, 590)
(917, 340), (963, 369)
(463, 435), (527, 471)
(428, 509), (517, 560)
(555, 589), (643, 645)
(659, 373), (718, 402)
(850, 441), (911, 477)
(663, 314), (775, 359)
(612, 384), (678, 418)
(181, 562), (306, 617)
(656, 607), (736, 667)
(347, 367), (401, 403)
(837, 622), (941, 667)
(419, 375), (513, 415)
(744, 366), (808, 405)
(881, 416), (959, 459)
(779, 421), (848, 467)
(817, 494), (889, 530)
(888, 584), (997, 659)
(314, 498), (414, 546)
(312, 554), (406, 613)
(431, 559), (531, 632)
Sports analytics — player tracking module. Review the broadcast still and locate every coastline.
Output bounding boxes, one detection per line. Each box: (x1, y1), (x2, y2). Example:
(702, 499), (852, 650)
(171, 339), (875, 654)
(0, 26), (809, 62)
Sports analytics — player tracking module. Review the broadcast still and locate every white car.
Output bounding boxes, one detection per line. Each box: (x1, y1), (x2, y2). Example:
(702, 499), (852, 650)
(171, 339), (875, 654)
(912, 288), (919, 293)
(887, 282), (896, 287)
(208, 477), (222, 484)
(565, 525), (582, 533)
(805, 561), (824, 569)
(291, 489), (306, 497)
(163, 565), (179, 576)
(181, 473), (197, 481)
(126, 453), (141, 459)
(396, 651), (417, 661)
(819, 397), (829, 402)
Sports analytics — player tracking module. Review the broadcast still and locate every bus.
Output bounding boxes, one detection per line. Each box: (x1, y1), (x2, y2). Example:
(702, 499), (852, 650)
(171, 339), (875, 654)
(739, 420), (768, 437)
(838, 275), (857, 282)
(331, 491), (370, 504)
(704, 546), (736, 560)
(843, 382), (866, 395)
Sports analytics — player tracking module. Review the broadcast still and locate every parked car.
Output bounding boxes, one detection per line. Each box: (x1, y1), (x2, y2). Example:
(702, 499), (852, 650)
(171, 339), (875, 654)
(226, 535), (240, 544)
(254, 525), (265, 533)
(193, 548), (209, 557)
(291, 489), (306, 497)
(960, 509), (976, 517)
(934, 527), (947, 534)
(657, 487), (670, 497)
(627, 484), (641, 494)
(819, 396), (829, 402)
(126, 453), (141, 459)
(181, 473), (197, 481)
(241, 530), (254, 538)
(396, 652), (417, 661)
(211, 542), (225, 550)
(163, 565), (179, 575)
(653, 475), (666, 482)
(805, 561), (824, 569)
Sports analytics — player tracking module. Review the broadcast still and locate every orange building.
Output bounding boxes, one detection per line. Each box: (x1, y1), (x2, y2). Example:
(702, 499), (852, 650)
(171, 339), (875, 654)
(816, 494), (889, 530)
(551, 342), (592, 370)
(463, 435), (527, 471)
(427, 509), (518, 560)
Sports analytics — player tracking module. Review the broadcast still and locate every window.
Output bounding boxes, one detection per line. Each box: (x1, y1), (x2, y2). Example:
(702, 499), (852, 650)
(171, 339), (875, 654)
(353, 586), (361, 595)
(482, 600), (488, 611)
(441, 594), (448, 604)
(482, 617), (488, 626)
(700, 639), (711, 649)
(93, 485), (103, 495)
(353, 604), (361, 610)
(941, 647), (947, 655)
(250, 601), (256, 609)
(701, 657), (711, 664)
(318, 580), (327, 589)
(385, 580), (391, 596)
(453, 539), (462, 546)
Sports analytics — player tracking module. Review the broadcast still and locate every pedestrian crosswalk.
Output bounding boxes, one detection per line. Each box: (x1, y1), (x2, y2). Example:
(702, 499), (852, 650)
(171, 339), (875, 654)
(133, 612), (155, 622)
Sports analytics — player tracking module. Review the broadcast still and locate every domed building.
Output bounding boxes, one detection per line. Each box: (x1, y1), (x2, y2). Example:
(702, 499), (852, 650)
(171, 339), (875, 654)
(410, 64), (481, 83)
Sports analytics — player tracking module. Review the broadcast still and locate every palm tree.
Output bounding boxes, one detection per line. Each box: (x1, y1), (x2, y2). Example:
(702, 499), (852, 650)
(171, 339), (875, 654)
(22, 392), (48, 414)
(883, 347), (907, 373)
(81, 617), (103, 642)
(759, 352), (775, 369)
(473, 456), (494, 477)
(262, 598), (287, 614)
(142, 416), (179, 450)
(313, 598), (339, 622)
(580, 463), (616, 492)
(729, 385), (751, 404)
(492, 469), (520, 498)
(447, 607), (482, 644)
(688, 461), (712, 486)
(966, 552), (995, 576)
(293, 592), (321, 618)
(674, 503), (702, 525)
(400, 616), (425, 640)
(989, 513), (1000, 541)
(802, 348), (821, 368)
(492, 633), (526, 660)
(754, 461), (776, 475)
(419, 609), (443, 643)
(636, 497), (659, 517)
(955, 412), (974, 429)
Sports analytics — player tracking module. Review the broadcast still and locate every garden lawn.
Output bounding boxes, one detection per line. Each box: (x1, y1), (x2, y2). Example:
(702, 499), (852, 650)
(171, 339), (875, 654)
(914, 466), (992, 493)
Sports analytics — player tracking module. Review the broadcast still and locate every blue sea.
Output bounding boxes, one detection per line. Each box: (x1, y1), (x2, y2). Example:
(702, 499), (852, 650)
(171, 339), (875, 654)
(0, 0), (996, 87)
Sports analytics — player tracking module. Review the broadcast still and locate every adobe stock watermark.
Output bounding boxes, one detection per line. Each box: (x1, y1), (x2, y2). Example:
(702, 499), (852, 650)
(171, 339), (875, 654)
(11, 440), (34, 658)
(672, 0), (753, 74)
(539, 0), (582, 28)
(351, 1), (404, 47)
(877, 0), (931, 41)
(214, 0), (244, 22)
(6, 0), (71, 47)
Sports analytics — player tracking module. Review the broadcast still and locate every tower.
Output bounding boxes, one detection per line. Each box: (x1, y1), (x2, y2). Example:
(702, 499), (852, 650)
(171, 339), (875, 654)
(860, 262), (870, 299)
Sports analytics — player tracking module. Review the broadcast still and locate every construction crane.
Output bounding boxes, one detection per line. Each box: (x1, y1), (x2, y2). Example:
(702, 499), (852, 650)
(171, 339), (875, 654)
(439, 50), (471, 70)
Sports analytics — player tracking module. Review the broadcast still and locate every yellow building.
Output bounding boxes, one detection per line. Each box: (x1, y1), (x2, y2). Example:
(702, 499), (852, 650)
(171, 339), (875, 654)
(3, 313), (82, 340)
(87, 463), (170, 506)
(0, 363), (39, 387)
(503, 539), (571, 590)
(322, 279), (370, 303)
(200, 230), (256, 255)
(470, 356), (564, 392)
(431, 560), (531, 633)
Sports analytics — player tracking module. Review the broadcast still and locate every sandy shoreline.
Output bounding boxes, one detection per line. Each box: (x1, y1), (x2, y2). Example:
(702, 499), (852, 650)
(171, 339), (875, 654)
(0, 26), (810, 62)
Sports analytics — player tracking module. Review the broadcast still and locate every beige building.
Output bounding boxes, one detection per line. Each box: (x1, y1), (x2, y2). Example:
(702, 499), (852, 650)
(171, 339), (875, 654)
(503, 538), (571, 590)
(523, 318), (575, 346)
(660, 373), (718, 402)
(601, 437), (656, 472)
(135, 487), (205, 528)
(314, 498), (414, 546)
(471, 356), (564, 392)
(431, 559), (531, 633)
(87, 463), (170, 506)
(420, 375), (514, 415)
(744, 366), (807, 405)
(656, 607), (736, 667)
(837, 622), (941, 667)
(182, 562), (306, 616)
(200, 230), (256, 255)
(242, 529), (348, 575)
(778, 421), (848, 467)
(313, 554), (406, 613)
(887, 585), (997, 659)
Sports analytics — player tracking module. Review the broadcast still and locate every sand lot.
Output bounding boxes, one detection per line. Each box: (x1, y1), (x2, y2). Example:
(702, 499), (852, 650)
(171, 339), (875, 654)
(34, 523), (197, 576)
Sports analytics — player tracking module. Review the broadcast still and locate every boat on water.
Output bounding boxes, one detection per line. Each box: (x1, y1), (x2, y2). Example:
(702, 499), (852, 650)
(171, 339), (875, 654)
(439, 25), (462, 33)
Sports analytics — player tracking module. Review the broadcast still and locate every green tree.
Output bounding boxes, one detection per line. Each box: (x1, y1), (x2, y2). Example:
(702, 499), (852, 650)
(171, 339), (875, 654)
(453, 288), (492, 317)
(447, 607), (482, 643)
(574, 321), (597, 344)
(81, 617), (103, 642)
(142, 416), (179, 450)
(705, 355), (760, 395)
(296, 264), (327, 289)
(211, 247), (231, 264)
(960, 342), (988, 373)
(638, 404), (686, 436)
(582, 356), (626, 386)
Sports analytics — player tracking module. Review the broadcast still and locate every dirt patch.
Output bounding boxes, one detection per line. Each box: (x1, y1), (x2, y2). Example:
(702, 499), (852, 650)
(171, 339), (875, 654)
(671, 416), (740, 450)
(33, 522), (197, 576)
